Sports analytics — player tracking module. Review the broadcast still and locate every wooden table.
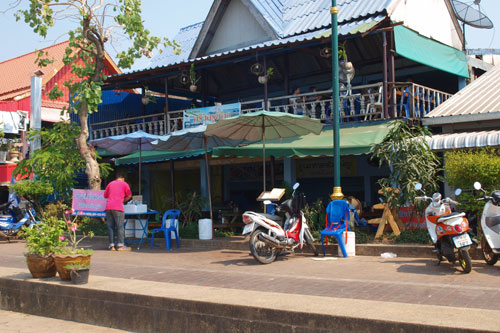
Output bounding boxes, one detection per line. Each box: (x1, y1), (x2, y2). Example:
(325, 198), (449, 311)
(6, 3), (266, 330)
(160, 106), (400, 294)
(213, 212), (244, 232)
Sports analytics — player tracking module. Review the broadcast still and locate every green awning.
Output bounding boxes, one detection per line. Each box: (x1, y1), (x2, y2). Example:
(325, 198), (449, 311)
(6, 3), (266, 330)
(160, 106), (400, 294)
(212, 123), (390, 158)
(115, 149), (207, 165)
(394, 25), (468, 78)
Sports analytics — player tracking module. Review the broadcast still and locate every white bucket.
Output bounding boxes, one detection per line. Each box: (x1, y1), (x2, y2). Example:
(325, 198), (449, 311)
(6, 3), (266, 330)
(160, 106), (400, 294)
(167, 219), (179, 239)
(337, 231), (356, 257)
(124, 219), (135, 237)
(198, 218), (212, 240)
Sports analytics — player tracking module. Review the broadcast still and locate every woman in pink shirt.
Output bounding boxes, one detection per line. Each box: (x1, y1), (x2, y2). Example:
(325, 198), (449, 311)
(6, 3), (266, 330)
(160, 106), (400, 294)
(104, 172), (132, 251)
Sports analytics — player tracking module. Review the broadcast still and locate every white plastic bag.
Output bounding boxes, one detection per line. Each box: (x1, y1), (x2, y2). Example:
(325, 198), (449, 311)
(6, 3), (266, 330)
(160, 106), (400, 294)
(380, 252), (397, 259)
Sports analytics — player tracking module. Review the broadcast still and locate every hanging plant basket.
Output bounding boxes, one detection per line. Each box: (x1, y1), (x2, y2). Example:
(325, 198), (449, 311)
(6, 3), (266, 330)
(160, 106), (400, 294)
(189, 84), (198, 93)
(258, 76), (268, 84)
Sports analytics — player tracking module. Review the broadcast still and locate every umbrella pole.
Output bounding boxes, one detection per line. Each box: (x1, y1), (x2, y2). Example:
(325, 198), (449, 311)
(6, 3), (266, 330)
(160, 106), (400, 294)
(139, 141), (142, 195)
(203, 137), (214, 228)
(262, 116), (266, 192)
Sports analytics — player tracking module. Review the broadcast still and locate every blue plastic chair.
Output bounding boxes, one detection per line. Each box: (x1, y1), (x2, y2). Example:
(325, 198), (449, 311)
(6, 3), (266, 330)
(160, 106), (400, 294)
(321, 200), (351, 257)
(151, 209), (181, 251)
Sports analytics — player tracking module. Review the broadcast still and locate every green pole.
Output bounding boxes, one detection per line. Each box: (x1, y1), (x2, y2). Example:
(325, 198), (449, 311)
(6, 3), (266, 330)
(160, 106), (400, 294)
(330, 0), (343, 201)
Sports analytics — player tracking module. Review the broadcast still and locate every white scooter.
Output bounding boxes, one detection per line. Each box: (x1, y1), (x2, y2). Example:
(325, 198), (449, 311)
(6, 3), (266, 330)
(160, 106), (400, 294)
(415, 183), (473, 273)
(241, 183), (318, 264)
(474, 181), (500, 265)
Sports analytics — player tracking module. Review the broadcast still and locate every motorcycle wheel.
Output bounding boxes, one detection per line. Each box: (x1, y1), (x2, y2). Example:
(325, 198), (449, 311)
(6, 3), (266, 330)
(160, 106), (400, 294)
(304, 229), (318, 257)
(481, 237), (498, 265)
(458, 248), (472, 273)
(249, 229), (278, 264)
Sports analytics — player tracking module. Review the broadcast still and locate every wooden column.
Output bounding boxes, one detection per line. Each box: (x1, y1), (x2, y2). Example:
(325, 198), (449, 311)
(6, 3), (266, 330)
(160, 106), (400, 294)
(164, 78), (169, 134)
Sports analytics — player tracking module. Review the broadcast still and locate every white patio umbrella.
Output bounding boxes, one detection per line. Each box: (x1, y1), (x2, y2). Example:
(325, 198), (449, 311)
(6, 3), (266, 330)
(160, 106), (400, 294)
(205, 111), (323, 191)
(152, 124), (246, 221)
(90, 130), (168, 194)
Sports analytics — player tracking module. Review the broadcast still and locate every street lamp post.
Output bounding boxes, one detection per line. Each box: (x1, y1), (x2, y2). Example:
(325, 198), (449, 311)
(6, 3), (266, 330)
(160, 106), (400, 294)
(330, 0), (343, 200)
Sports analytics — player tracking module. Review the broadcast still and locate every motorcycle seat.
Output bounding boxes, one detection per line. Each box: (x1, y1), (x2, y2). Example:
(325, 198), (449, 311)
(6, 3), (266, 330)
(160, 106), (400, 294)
(262, 213), (282, 224)
(437, 212), (465, 223)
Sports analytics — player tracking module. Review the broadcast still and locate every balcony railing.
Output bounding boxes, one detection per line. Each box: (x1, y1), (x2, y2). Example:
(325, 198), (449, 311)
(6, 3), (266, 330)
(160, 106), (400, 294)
(90, 82), (452, 140)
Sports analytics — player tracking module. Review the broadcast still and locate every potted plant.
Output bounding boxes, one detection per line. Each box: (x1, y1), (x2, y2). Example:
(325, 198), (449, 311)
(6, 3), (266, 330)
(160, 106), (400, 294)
(0, 129), (8, 162)
(53, 210), (94, 281)
(189, 63), (200, 92)
(65, 262), (90, 284)
(20, 216), (67, 278)
(258, 67), (274, 84)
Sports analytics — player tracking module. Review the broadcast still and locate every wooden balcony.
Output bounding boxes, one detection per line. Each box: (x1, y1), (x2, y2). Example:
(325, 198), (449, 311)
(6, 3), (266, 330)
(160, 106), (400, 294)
(90, 82), (452, 140)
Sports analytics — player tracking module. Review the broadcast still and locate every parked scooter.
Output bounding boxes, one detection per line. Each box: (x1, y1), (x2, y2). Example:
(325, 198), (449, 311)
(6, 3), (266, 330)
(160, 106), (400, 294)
(473, 181), (500, 265)
(414, 183), (473, 273)
(0, 200), (39, 241)
(242, 183), (318, 264)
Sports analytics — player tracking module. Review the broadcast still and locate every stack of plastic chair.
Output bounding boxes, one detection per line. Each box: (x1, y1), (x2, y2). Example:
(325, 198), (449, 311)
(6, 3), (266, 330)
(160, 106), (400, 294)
(321, 200), (351, 257)
(151, 209), (181, 251)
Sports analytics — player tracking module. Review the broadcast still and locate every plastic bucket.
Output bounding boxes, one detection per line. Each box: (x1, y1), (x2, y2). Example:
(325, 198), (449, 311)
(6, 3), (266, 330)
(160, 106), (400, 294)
(198, 219), (212, 240)
(125, 219), (135, 237)
(338, 231), (356, 257)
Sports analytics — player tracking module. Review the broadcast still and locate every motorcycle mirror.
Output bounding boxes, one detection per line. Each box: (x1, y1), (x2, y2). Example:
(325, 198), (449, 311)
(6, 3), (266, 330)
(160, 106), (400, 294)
(263, 200), (272, 205)
(474, 182), (482, 190)
(293, 183), (300, 190)
(455, 188), (462, 196)
(414, 183), (422, 191)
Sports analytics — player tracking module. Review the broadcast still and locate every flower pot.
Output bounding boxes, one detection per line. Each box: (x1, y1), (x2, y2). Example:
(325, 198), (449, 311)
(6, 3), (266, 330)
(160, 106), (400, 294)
(0, 151), (7, 162)
(26, 254), (57, 278)
(70, 269), (89, 284)
(8, 151), (20, 162)
(53, 254), (91, 281)
(189, 84), (197, 92)
(258, 76), (268, 84)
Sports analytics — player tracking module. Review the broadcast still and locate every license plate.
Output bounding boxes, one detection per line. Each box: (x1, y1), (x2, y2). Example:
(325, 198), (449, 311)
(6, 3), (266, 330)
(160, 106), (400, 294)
(453, 233), (472, 248)
(242, 223), (254, 235)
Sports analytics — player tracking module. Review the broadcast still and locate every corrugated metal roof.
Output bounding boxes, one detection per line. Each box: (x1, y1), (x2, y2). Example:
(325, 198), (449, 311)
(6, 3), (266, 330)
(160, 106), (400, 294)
(426, 130), (500, 151)
(424, 64), (500, 120)
(138, 15), (383, 75)
(250, 0), (285, 35)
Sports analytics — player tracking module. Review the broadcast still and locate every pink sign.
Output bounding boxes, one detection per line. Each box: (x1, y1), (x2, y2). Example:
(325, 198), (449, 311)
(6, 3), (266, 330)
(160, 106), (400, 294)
(72, 190), (107, 215)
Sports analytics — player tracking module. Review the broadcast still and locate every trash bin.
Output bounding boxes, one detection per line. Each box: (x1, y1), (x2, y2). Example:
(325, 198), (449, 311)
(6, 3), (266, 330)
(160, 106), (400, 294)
(198, 218), (212, 240)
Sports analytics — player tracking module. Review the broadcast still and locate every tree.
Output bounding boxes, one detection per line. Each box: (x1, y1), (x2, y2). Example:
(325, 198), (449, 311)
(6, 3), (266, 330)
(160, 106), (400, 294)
(14, 0), (178, 189)
(370, 120), (442, 209)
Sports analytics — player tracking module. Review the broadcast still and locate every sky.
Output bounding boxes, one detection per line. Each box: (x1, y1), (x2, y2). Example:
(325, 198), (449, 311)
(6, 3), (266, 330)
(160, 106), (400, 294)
(0, 0), (499, 70)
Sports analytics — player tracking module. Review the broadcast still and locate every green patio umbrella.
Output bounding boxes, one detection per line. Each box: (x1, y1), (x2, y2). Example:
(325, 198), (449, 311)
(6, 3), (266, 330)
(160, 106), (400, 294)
(204, 111), (323, 191)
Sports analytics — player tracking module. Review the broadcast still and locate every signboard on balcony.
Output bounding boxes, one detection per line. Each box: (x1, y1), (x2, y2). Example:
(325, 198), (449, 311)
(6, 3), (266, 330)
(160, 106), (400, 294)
(183, 102), (241, 128)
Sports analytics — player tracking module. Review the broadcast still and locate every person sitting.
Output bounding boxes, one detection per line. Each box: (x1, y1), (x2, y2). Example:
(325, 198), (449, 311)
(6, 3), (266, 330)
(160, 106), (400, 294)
(289, 87), (304, 115)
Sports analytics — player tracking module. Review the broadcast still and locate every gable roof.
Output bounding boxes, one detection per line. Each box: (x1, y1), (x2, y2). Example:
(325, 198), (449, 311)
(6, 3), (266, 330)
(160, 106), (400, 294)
(0, 40), (121, 101)
(423, 64), (500, 125)
(147, 0), (390, 70)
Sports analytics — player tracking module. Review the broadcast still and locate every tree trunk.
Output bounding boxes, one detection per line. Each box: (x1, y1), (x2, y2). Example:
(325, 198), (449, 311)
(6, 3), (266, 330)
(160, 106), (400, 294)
(77, 105), (101, 190)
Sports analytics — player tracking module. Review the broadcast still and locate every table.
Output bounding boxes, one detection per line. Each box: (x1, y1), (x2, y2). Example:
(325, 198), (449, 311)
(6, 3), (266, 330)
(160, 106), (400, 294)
(213, 212), (244, 232)
(124, 211), (159, 249)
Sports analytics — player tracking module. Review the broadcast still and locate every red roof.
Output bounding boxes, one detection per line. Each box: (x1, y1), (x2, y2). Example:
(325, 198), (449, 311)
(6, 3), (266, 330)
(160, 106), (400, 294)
(0, 41), (69, 100)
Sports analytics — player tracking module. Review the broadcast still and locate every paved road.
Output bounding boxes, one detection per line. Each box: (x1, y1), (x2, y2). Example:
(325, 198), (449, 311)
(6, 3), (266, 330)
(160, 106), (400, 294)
(2, 240), (500, 312)
(0, 309), (126, 332)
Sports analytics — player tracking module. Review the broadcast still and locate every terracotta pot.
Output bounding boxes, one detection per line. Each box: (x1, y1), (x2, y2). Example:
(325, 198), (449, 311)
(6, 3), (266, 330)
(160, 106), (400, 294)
(53, 254), (91, 281)
(26, 254), (56, 278)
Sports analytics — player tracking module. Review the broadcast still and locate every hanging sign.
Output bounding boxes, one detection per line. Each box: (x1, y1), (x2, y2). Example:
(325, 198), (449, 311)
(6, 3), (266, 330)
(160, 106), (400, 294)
(71, 189), (106, 217)
(183, 102), (240, 128)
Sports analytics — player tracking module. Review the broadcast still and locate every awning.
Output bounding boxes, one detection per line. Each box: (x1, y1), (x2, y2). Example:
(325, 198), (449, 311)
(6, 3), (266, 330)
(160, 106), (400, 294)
(115, 149), (207, 165)
(426, 130), (500, 151)
(212, 123), (391, 158)
(394, 25), (469, 78)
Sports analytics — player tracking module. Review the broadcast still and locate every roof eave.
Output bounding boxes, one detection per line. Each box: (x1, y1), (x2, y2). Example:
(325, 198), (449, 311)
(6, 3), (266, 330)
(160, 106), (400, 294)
(423, 112), (500, 126)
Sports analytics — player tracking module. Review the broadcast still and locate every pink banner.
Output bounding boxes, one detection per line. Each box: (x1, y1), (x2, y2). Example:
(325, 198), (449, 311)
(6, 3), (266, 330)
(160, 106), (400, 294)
(72, 189), (106, 214)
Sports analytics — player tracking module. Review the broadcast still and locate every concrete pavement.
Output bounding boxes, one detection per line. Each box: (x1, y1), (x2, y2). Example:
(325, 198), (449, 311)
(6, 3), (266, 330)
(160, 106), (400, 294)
(1, 238), (500, 332)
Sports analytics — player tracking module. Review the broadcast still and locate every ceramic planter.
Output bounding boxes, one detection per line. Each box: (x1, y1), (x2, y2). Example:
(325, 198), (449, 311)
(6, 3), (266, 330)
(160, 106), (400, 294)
(189, 84), (197, 92)
(258, 76), (268, 84)
(70, 269), (90, 284)
(26, 254), (57, 278)
(53, 254), (91, 281)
